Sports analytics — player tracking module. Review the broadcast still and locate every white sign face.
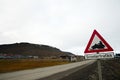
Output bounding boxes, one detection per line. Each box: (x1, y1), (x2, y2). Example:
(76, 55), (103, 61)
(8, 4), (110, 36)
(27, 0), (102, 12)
(85, 52), (114, 59)
(89, 35), (107, 50)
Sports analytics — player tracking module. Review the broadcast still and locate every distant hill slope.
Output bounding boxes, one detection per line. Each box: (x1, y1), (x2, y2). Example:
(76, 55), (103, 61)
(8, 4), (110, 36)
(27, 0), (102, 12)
(0, 42), (74, 58)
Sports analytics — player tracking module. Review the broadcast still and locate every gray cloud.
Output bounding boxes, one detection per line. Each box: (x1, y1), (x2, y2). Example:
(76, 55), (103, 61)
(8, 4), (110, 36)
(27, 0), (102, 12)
(0, 0), (120, 55)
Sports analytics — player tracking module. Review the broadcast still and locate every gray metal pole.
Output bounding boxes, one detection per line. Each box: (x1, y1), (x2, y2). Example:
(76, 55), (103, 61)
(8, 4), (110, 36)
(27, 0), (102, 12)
(97, 59), (102, 80)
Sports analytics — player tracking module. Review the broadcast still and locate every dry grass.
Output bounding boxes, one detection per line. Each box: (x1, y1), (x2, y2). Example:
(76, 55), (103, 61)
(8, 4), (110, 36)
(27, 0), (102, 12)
(0, 59), (69, 73)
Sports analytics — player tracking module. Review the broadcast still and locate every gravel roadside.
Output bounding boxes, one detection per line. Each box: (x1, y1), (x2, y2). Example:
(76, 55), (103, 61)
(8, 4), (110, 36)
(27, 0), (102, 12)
(40, 59), (120, 80)
(39, 61), (97, 80)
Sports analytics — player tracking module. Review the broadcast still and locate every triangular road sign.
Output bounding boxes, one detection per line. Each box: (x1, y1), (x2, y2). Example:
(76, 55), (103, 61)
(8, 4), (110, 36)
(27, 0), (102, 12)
(84, 30), (113, 53)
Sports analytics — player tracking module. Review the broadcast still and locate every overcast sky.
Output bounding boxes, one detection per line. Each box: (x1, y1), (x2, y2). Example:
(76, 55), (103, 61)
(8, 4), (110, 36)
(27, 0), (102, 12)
(0, 0), (120, 55)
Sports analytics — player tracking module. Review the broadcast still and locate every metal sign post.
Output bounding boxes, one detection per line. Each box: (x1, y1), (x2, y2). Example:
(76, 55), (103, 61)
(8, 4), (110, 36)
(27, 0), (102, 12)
(97, 52), (102, 80)
(97, 59), (102, 80)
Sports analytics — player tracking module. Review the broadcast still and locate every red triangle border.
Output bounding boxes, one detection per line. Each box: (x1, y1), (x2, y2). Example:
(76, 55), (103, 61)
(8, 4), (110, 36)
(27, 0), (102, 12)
(84, 30), (113, 54)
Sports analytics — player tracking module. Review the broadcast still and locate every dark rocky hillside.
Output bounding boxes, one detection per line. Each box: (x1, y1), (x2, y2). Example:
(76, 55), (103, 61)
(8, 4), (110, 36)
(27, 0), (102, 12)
(0, 42), (74, 58)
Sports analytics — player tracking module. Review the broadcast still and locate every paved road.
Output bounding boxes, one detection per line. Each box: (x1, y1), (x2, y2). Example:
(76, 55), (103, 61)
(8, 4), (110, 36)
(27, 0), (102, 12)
(0, 60), (96, 80)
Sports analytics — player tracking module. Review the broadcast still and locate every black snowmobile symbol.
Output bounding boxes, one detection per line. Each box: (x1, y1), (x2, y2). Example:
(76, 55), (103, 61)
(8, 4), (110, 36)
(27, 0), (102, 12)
(91, 41), (105, 49)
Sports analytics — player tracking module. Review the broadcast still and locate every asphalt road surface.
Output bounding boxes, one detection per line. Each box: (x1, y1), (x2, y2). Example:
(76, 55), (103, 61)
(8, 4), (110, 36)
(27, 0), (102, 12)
(0, 60), (96, 80)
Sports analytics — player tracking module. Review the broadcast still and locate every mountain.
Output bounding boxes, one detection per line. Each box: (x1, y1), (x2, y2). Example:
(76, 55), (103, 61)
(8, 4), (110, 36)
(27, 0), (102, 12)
(0, 42), (74, 58)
